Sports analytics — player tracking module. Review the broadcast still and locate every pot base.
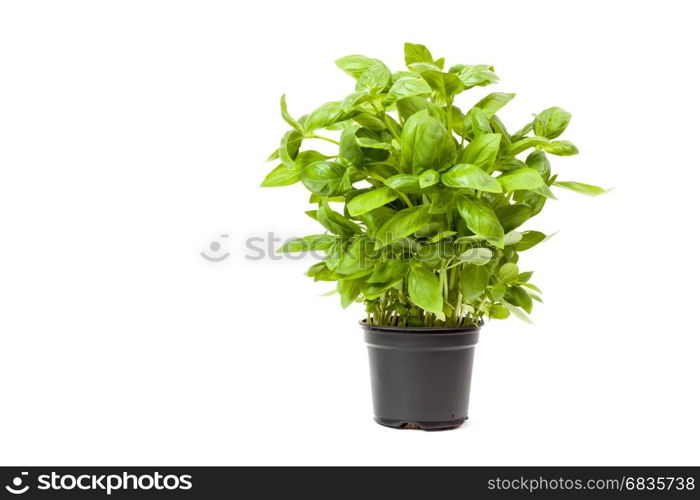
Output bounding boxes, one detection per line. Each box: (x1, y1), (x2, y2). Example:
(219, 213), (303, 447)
(374, 416), (466, 431)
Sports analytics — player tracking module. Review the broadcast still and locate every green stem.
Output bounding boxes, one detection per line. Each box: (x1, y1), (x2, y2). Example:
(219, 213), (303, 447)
(310, 134), (340, 145)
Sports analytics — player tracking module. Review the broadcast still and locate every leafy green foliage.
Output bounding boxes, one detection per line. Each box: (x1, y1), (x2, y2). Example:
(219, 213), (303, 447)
(263, 42), (605, 327)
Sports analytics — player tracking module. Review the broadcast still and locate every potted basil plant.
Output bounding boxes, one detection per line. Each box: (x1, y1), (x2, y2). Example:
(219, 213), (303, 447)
(262, 43), (605, 430)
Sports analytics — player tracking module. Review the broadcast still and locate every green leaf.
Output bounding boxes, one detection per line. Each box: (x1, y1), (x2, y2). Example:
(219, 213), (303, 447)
(507, 136), (550, 155)
(277, 234), (337, 253)
(358, 206), (395, 233)
(460, 133), (501, 169)
(503, 231), (523, 246)
(261, 163), (301, 187)
(473, 92), (515, 117)
(495, 204), (532, 233)
(356, 137), (391, 150)
(533, 106), (571, 139)
(369, 259), (408, 283)
(498, 168), (546, 192)
(458, 247), (493, 265)
(301, 101), (348, 134)
(396, 96), (444, 122)
(335, 54), (379, 79)
(400, 110), (456, 174)
(429, 230), (457, 243)
(335, 237), (373, 276)
(514, 230), (546, 251)
(279, 130), (303, 168)
(456, 64), (498, 89)
(504, 302), (532, 323)
(553, 181), (608, 196)
(362, 279), (402, 300)
(418, 169), (440, 188)
(317, 201), (362, 238)
(408, 264), (443, 315)
(499, 262), (520, 283)
(428, 188), (453, 214)
(526, 150), (551, 180)
(469, 107), (492, 136)
(507, 285), (533, 314)
(374, 205), (431, 249)
(339, 128), (364, 166)
(384, 174), (423, 194)
(441, 164), (503, 193)
(300, 161), (346, 196)
(456, 196), (505, 248)
(386, 75), (432, 103)
(356, 62), (391, 93)
(347, 187), (398, 216)
(544, 140), (579, 156)
(420, 70), (465, 99)
(489, 303), (510, 319)
(280, 94), (301, 131)
(460, 264), (490, 301)
(337, 278), (364, 308)
(404, 43), (434, 65)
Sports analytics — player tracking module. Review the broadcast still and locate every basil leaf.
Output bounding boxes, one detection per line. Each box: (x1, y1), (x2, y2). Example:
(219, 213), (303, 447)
(385, 75), (432, 103)
(495, 203), (532, 233)
(469, 107), (493, 135)
(335, 54), (379, 79)
(544, 140), (579, 156)
(526, 150), (551, 180)
(374, 205), (431, 249)
(461, 133), (501, 169)
(384, 174), (423, 194)
(553, 181), (608, 196)
(261, 163), (301, 187)
(408, 264), (443, 315)
(277, 234), (337, 253)
(514, 230), (546, 251)
(456, 64), (499, 89)
(460, 264), (490, 300)
(533, 106), (571, 139)
(404, 43), (434, 65)
(280, 94), (302, 131)
(473, 92), (515, 117)
(400, 110), (456, 174)
(301, 101), (349, 134)
(498, 168), (546, 192)
(356, 62), (391, 93)
(369, 259), (409, 283)
(456, 196), (505, 248)
(300, 161), (347, 196)
(339, 128), (364, 166)
(441, 163), (503, 193)
(337, 277), (364, 308)
(418, 169), (440, 188)
(317, 201), (362, 238)
(499, 262), (520, 283)
(507, 285), (533, 314)
(458, 247), (493, 265)
(489, 303), (510, 319)
(347, 187), (399, 216)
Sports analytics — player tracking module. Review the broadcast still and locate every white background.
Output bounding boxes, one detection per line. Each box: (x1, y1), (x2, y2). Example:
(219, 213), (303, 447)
(1, 0), (699, 466)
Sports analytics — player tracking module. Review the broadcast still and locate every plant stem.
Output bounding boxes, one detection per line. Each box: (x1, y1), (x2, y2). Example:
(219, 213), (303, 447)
(310, 134), (340, 145)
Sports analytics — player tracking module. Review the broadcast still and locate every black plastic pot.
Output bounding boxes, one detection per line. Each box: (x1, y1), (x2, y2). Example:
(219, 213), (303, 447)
(361, 321), (480, 430)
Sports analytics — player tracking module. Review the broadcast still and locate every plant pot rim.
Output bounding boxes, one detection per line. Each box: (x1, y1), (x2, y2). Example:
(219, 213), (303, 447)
(359, 319), (482, 335)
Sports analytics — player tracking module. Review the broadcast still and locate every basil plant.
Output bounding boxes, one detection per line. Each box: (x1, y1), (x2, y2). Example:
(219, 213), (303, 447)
(263, 43), (604, 328)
